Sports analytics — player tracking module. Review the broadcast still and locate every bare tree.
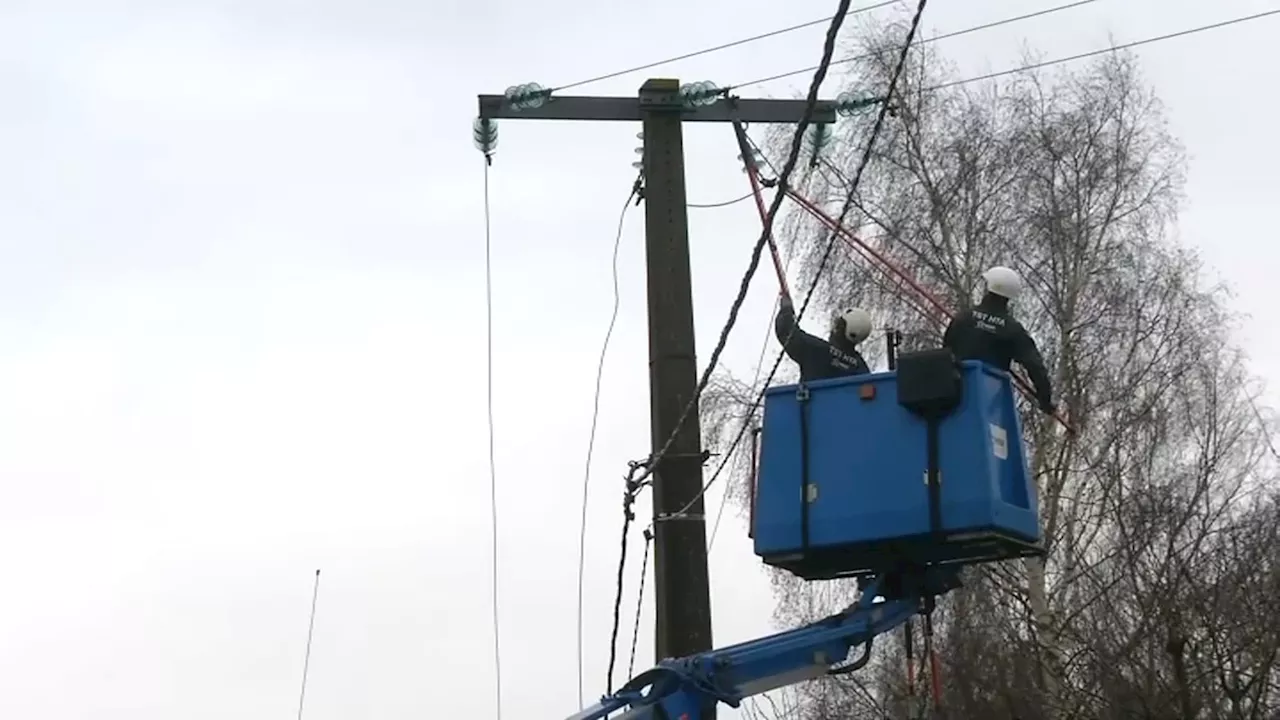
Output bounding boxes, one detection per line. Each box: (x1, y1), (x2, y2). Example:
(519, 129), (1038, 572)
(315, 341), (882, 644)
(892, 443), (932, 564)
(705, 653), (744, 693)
(701, 17), (1280, 719)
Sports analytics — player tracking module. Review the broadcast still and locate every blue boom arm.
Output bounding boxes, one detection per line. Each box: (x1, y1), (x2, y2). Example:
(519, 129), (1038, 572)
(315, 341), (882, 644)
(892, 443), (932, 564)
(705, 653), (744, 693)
(567, 572), (955, 720)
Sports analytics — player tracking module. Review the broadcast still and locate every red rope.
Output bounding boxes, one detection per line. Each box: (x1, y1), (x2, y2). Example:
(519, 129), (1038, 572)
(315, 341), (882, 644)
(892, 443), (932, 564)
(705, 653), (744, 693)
(928, 646), (943, 709)
(785, 189), (952, 321)
(734, 126), (791, 300)
(794, 200), (945, 327)
(728, 122), (1073, 432)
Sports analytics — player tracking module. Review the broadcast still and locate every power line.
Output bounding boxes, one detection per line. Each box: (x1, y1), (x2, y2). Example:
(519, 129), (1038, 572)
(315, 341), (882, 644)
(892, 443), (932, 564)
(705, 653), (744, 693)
(672, 407), (758, 539)
(481, 158), (505, 720)
(778, 11), (1280, 391)
(1247, 392), (1280, 462)
(924, 7), (1280, 94)
(717, 15), (1280, 455)
(688, 191), (755, 209)
(735, 4), (1280, 95)
(552, 0), (898, 93)
(705, 321), (775, 552)
(678, 0), (1267, 525)
(295, 569), (321, 720)
(663, 0), (930, 525)
(627, 529), (653, 679)
(709, 226), (799, 553)
(576, 176), (642, 709)
(605, 463), (644, 694)
(707, 433), (747, 551)
(588, 181), (767, 704)
(728, 0), (1097, 90)
(686, 6), (1280, 550)
(706, 452), (736, 550)
(631, 0), (863, 492)
(586, 172), (732, 700)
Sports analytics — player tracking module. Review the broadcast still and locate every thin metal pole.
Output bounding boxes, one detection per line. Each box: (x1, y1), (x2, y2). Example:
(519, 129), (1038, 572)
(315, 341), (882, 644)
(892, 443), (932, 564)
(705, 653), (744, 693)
(297, 569), (321, 720)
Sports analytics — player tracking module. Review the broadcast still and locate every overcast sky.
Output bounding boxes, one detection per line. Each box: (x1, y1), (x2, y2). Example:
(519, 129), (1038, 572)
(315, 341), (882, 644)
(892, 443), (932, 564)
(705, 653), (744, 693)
(0, 1), (1277, 718)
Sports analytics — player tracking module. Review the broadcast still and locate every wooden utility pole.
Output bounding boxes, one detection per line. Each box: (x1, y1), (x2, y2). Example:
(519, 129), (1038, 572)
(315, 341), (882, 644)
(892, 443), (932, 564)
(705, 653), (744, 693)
(477, 80), (836, 707)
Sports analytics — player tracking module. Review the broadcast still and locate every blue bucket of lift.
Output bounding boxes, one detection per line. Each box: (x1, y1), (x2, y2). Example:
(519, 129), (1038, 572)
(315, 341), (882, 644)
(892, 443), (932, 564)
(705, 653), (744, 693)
(752, 358), (1042, 580)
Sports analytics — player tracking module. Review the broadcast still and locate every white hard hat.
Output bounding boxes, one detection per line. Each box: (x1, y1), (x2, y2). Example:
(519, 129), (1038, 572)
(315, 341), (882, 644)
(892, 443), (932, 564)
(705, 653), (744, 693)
(834, 307), (873, 344)
(983, 265), (1022, 300)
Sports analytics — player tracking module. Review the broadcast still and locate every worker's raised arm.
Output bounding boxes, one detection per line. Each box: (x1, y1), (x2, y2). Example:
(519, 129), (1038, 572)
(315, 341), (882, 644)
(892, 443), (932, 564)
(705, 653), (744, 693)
(774, 294), (825, 362)
(1012, 323), (1054, 413)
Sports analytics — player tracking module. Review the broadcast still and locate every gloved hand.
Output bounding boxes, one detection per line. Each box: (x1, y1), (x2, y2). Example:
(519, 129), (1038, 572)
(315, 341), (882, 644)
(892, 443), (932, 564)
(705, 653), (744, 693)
(778, 292), (794, 311)
(1039, 398), (1057, 415)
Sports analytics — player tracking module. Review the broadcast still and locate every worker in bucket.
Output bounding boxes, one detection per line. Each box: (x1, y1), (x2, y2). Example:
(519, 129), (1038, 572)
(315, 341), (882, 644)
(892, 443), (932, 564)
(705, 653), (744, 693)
(943, 265), (1055, 415)
(775, 291), (872, 381)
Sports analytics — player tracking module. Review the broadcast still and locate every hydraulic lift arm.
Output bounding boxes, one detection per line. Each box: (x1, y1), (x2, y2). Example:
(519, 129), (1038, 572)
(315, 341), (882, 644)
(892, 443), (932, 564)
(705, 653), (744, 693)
(567, 569), (959, 720)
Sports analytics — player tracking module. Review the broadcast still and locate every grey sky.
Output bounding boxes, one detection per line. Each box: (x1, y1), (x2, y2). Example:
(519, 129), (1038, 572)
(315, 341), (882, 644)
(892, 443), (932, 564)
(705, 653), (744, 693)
(0, 0), (1276, 718)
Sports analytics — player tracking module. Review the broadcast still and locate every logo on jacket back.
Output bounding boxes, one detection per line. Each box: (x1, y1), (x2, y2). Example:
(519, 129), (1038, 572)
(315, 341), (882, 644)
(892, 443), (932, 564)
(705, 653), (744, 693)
(828, 346), (860, 369)
(974, 310), (1007, 334)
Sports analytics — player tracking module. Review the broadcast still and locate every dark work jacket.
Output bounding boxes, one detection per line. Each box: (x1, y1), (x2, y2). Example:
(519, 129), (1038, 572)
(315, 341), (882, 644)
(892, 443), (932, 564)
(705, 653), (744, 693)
(774, 304), (870, 382)
(943, 294), (1053, 406)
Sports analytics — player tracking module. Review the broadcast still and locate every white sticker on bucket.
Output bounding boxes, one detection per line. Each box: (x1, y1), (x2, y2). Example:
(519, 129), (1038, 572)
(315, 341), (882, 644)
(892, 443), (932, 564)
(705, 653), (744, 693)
(990, 423), (1008, 460)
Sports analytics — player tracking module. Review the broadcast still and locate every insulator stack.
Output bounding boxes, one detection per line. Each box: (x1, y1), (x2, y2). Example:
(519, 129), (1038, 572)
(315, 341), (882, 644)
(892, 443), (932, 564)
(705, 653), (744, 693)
(678, 81), (722, 107)
(835, 91), (885, 117)
(807, 123), (831, 167)
(504, 82), (551, 110)
(632, 132), (645, 171)
(473, 117), (499, 157)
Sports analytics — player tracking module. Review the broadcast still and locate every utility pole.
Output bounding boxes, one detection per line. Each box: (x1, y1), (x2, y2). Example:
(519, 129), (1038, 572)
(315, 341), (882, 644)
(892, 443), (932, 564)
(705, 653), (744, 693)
(637, 78), (714, 673)
(477, 79), (836, 700)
